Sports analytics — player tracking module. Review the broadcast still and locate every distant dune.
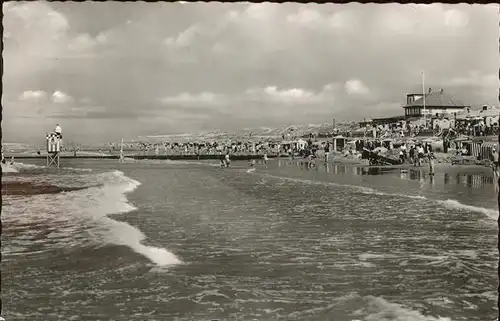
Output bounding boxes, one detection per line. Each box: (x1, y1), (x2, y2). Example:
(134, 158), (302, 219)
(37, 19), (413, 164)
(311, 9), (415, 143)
(137, 122), (357, 143)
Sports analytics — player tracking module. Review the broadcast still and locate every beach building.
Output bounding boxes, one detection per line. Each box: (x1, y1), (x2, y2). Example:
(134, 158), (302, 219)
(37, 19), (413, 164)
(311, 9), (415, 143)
(358, 119), (372, 128)
(371, 115), (406, 127)
(332, 135), (348, 151)
(403, 88), (469, 118)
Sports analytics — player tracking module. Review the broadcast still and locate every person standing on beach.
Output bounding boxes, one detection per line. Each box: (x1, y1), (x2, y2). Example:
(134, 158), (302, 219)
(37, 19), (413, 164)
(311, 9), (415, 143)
(400, 143), (407, 161)
(324, 143), (330, 163)
(307, 153), (315, 168)
(428, 153), (435, 176)
(55, 124), (62, 139)
(443, 138), (449, 154)
(409, 146), (415, 166)
(399, 150), (405, 164)
(417, 145), (424, 167)
(491, 147), (499, 177)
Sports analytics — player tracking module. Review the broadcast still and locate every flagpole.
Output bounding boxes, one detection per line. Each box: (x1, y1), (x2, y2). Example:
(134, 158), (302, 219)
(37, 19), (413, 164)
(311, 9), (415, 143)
(422, 71), (426, 129)
(119, 138), (124, 162)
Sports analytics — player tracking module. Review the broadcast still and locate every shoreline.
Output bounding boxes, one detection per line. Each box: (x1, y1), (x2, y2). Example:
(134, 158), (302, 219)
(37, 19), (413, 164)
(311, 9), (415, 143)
(4, 153), (493, 170)
(4, 154), (273, 160)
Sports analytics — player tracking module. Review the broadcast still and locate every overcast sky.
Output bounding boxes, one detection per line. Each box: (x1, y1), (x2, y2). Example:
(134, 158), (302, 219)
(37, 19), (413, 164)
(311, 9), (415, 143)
(3, 2), (498, 143)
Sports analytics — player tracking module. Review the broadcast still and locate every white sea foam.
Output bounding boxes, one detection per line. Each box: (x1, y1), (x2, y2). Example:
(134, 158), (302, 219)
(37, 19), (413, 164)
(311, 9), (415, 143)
(10, 162), (45, 170)
(129, 159), (220, 168)
(11, 161), (93, 172)
(252, 172), (497, 219)
(74, 170), (182, 266)
(363, 191), (497, 219)
(3, 169), (182, 267)
(258, 172), (377, 194)
(437, 199), (497, 219)
(1, 163), (19, 173)
(287, 294), (453, 321)
(358, 253), (398, 261)
(164, 159), (220, 167)
(360, 296), (452, 321)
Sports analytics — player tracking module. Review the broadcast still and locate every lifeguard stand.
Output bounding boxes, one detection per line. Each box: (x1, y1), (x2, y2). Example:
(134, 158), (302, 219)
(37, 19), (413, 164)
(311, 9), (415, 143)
(46, 132), (61, 168)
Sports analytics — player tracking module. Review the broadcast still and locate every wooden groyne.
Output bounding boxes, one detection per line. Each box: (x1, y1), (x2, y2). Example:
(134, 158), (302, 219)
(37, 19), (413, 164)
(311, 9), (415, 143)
(7, 154), (278, 161)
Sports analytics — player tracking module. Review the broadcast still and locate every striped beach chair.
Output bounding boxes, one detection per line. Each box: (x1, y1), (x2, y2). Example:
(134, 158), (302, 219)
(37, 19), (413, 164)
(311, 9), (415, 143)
(480, 142), (496, 161)
(469, 142), (481, 157)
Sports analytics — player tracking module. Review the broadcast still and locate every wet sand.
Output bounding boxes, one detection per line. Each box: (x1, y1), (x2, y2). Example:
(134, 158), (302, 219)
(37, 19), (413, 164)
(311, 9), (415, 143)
(1, 182), (89, 196)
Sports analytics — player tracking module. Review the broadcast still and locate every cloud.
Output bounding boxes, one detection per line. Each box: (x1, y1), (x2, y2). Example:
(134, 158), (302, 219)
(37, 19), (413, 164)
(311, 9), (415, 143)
(211, 41), (233, 55)
(160, 92), (224, 105)
(164, 24), (203, 48)
(286, 7), (356, 31)
(371, 4), (471, 37)
(4, 2), (69, 36)
(345, 79), (370, 96)
(67, 33), (106, 53)
(244, 3), (281, 20)
(444, 8), (470, 28)
(244, 84), (337, 104)
(17, 90), (74, 104)
(360, 101), (404, 118)
(18, 90), (48, 102)
(3, 1), (106, 81)
(160, 83), (338, 108)
(6, 90), (92, 129)
(447, 71), (498, 88)
(2, 2), (498, 142)
(286, 8), (324, 27)
(3, 2), (69, 77)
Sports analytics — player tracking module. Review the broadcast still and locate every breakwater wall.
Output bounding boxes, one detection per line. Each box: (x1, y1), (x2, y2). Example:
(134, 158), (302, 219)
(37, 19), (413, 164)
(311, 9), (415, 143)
(7, 154), (279, 160)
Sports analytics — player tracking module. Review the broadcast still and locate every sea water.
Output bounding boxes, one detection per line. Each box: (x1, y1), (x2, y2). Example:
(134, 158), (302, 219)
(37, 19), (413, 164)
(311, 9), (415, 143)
(1, 159), (497, 320)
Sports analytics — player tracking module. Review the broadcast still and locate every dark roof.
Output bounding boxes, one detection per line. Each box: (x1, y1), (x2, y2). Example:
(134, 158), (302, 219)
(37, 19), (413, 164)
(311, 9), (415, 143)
(404, 90), (469, 108)
(372, 115), (406, 122)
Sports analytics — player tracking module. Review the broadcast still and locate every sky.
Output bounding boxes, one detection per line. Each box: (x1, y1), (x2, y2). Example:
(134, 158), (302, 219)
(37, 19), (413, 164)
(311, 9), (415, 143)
(2, 2), (499, 143)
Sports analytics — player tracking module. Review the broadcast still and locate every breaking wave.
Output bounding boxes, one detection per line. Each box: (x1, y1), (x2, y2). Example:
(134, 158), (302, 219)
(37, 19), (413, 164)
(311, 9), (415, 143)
(253, 172), (497, 219)
(2, 168), (181, 267)
(1, 163), (19, 173)
(357, 295), (452, 321)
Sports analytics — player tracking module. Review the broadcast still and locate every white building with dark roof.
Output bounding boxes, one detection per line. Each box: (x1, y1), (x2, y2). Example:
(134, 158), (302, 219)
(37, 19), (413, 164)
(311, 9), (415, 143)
(403, 88), (470, 118)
